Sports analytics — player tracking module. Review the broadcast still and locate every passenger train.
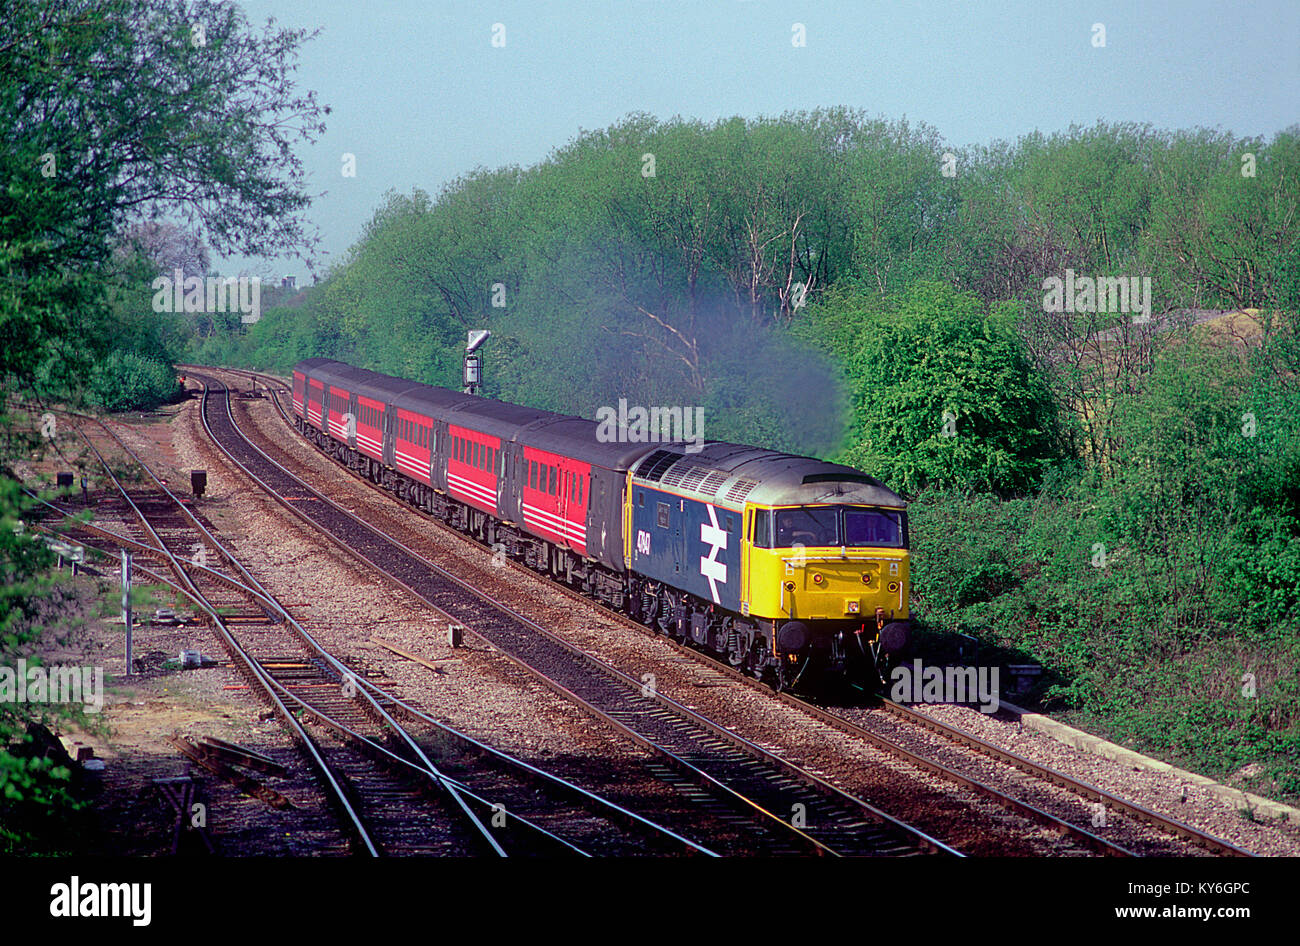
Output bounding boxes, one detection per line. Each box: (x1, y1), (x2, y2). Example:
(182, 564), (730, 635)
(291, 359), (912, 691)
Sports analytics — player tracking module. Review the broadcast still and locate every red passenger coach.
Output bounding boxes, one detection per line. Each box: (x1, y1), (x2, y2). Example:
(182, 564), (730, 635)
(394, 408), (434, 485)
(307, 378), (325, 429)
(447, 424), (501, 514)
(355, 396), (385, 461)
(521, 446), (590, 555)
(292, 371), (307, 419)
(327, 385), (352, 442)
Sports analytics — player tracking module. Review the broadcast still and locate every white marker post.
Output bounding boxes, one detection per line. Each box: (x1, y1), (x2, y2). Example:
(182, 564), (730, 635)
(122, 551), (133, 675)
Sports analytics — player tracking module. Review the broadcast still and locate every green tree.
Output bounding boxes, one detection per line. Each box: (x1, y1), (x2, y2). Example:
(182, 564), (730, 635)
(825, 281), (1063, 493)
(1, 0), (327, 396)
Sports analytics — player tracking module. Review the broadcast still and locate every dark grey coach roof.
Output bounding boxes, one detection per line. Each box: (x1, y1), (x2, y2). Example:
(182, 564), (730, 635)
(294, 360), (901, 498)
(295, 359), (661, 468)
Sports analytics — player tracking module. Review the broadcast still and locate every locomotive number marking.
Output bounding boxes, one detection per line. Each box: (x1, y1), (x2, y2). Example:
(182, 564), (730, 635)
(635, 529), (651, 556)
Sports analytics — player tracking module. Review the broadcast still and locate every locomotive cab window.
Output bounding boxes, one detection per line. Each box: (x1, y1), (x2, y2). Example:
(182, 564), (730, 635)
(753, 509), (772, 548)
(770, 506), (905, 549)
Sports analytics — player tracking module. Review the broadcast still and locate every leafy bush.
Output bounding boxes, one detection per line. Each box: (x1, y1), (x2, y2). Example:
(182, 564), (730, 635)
(818, 282), (1065, 494)
(86, 351), (178, 412)
(908, 339), (1300, 801)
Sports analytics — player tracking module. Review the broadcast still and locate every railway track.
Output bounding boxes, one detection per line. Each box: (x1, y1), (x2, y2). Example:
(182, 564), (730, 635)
(191, 369), (959, 857)
(29, 408), (715, 857)
(209, 364), (1259, 858)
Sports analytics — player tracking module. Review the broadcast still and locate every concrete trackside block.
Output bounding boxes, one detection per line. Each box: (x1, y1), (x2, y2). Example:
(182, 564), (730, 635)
(998, 700), (1300, 826)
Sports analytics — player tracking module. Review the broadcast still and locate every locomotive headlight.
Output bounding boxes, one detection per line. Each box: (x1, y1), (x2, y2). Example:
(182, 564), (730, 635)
(812, 573), (824, 585)
(888, 581), (900, 593)
(861, 573), (872, 584)
(784, 581), (795, 591)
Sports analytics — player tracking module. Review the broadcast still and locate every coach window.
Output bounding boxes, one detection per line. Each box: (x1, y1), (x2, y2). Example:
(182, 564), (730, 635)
(548, 466), (557, 495)
(578, 477), (583, 504)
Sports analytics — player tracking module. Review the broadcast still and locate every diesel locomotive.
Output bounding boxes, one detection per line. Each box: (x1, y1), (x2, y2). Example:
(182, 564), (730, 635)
(290, 358), (912, 690)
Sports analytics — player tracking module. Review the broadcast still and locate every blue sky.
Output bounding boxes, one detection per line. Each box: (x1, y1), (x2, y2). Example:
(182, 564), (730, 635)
(225, 0), (1300, 280)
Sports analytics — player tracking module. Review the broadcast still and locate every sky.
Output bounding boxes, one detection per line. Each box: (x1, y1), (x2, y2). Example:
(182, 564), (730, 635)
(223, 0), (1300, 280)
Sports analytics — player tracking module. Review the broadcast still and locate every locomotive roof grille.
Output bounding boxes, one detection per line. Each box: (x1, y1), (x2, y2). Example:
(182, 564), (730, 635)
(724, 478), (759, 503)
(700, 470), (730, 494)
(801, 472), (884, 487)
(675, 466), (711, 491)
(637, 449), (684, 482)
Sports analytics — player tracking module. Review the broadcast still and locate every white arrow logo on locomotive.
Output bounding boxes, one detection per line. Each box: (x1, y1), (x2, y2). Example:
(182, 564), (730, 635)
(699, 504), (728, 603)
